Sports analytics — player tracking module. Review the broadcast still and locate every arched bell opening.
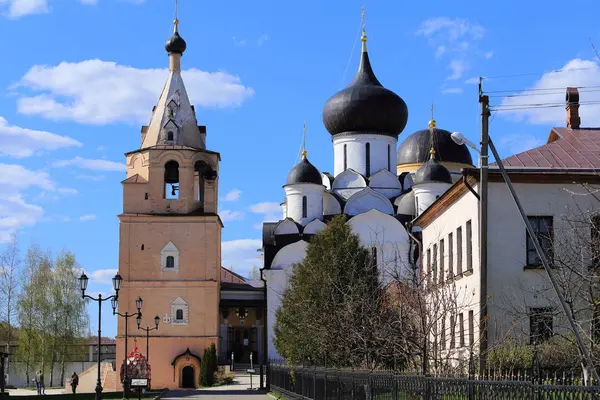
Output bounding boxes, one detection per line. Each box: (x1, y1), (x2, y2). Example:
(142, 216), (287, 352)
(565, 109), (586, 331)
(164, 160), (180, 200)
(194, 160), (217, 205)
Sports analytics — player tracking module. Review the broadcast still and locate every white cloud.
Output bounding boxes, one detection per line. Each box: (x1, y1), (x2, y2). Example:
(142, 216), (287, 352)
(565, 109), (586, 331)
(257, 34), (269, 47)
(222, 239), (262, 277)
(52, 156), (125, 172)
(0, 164), (54, 242)
(249, 202), (281, 214)
(448, 59), (468, 81)
(497, 134), (545, 155)
(57, 187), (78, 195)
(416, 17), (490, 81)
(79, 214), (96, 221)
(464, 77), (480, 84)
(499, 59), (600, 126)
(0, 116), (82, 158)
(232, 36), (248, 47)
(221, 189), (241, 202)
(12, 60), (254, 125)
(441, 87), (463, 95)
(89, 268), (118, 285)
(232, 34), (269, 47)
(76, 174), (105, 181)
(1, 0), (97, 18)
(220, 210), (244, 222)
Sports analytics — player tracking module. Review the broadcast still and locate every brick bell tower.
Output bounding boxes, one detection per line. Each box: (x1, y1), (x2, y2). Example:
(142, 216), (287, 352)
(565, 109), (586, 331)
(115, 15), (222, 390)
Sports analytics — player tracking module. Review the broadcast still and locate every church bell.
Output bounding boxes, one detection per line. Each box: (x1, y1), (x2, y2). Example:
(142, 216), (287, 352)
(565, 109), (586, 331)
(164, 162), (179, 184)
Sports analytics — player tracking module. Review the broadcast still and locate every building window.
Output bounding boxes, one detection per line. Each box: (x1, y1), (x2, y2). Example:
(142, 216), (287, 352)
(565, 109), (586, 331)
(432, 244), (438, 285)
(457, 227), (463, 275)
(441, 318), (446, 350)
(459, 313), (465, 347)
(171, 297), (188, 325)
(448, 232), (454, 279)
(466, 220), (473, 272)
(344, 144), (347, 171)
(371, 247), (377, 268)
(426, 248), (431, 284)
(167, 131), (174, 141)
(161, 242), (179, 271)
(450, 315), (455, 349)
(164, 160), (180, 200)
(591, 215), (600, 270)
(387, 144), (391, 171)
(166, 256), (175, 268)
(526, 216), (554, 266)
(439, 239), (445, 284)
(365, 142), (371, 176)
(469, 310), (474, 346)
(530, 307), (553, 344)
(302, 196), (307, 218)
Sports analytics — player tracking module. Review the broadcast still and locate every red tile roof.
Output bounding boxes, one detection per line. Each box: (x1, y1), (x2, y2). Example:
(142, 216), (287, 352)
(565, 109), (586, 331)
(498, 128), (600, 170)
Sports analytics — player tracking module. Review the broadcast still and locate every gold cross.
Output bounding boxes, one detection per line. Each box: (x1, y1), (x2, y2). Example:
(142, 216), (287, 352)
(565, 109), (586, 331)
(361, 5), (366, 30)
(174, 0), (179, 31)
(301, 121), (307, 159)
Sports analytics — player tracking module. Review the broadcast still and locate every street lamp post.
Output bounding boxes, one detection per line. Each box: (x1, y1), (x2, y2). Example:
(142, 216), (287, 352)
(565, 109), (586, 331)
(113, 297), (143, 399)
(137, 316), (160, 363)
(79, 272), (122, 400)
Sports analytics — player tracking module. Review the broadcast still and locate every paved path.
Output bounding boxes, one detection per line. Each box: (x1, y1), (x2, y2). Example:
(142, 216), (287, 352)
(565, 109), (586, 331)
(163, 389), (270, 399)
(6, 388), (66, 396)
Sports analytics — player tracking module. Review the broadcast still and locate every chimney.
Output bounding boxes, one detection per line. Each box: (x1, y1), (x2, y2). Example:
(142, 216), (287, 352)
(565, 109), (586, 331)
(566, 87), (581, 129)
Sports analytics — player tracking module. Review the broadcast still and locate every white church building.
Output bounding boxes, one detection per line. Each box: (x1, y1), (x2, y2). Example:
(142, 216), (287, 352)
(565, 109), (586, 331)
(260, 27), (475, 360)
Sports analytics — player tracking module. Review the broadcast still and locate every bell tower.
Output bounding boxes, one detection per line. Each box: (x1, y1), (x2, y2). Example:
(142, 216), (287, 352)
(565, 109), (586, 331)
(115, 13), (222, 390)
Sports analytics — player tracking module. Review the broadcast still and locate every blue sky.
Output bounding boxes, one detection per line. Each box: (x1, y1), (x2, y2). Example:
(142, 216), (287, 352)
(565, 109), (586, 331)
(2, 0), (600, 337)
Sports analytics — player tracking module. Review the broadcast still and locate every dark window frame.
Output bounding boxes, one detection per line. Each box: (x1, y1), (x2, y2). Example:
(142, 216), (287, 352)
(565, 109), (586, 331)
(302, 196), (308, 218)
(457, 227), (463, 275)
(439, 239), (445, 284)
(366, 142), (371, 176)
(466, 220), (473, 272)
(459, 313), (465, 347)
(526, 216), (554, 268)
(166, 255), (175, 268)
(176, 309), (184, 321)
(448, 232), (454, 279)
(529, 307), (553, 344)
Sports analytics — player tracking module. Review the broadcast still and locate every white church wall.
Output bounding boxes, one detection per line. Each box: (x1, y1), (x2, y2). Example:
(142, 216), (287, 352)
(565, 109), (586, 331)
(368, 169), (403, 199)
(333, 134), (397, 177)
(344, 187), (394, 216)
(348, 209), (411, 282)
(274, 218), (300, 235)
(284, 184), (325, 226)
(281, 201), (287, 219)
(332, 169), (366, 200)
(323, 192), (342, 215)
(413, 182), (451, 216)
(266, 240), (308, 360)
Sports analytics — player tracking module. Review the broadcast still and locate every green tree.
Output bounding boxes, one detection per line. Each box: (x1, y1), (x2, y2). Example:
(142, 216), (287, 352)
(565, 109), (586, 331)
(273, 215), (407, 369)
(210, 343), (218, 374)
(199, 347), (214, 387)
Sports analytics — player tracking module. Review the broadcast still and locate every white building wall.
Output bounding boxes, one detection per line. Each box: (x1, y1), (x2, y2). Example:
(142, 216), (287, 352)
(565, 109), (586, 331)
(413, 182), (452, 216)
(284, 184), (325, 225)
(420, 179), (600, 356)
(333, 134), (397, 177)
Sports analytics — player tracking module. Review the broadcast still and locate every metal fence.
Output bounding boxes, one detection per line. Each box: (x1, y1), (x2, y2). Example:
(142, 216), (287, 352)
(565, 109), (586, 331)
(268, 363), (600, 400)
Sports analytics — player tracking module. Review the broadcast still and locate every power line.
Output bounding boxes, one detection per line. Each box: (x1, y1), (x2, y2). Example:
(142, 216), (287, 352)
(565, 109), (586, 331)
(482, 66), (598, 81)
(489, 88), (600, 98)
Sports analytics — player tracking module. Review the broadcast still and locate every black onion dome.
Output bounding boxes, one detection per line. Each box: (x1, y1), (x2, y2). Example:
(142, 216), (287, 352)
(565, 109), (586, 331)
(165, 31), (187, 54)
(397, 128), (473, 166)
(414, 158), (452, 185)
(286, 157), (322, 185)
(322, 47), (408, 137)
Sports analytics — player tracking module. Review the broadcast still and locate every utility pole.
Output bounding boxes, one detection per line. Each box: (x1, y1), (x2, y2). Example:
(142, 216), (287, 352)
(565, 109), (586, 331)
(478, 79), (489, 374)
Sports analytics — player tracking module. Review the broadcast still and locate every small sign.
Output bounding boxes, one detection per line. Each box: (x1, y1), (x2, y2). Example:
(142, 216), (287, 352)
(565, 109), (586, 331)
(130, 378), (148, 388)
(246, 369), (255, 374)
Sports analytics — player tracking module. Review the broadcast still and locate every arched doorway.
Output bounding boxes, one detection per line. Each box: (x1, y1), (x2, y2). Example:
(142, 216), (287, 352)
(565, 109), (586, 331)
(181, 366), (195, 388)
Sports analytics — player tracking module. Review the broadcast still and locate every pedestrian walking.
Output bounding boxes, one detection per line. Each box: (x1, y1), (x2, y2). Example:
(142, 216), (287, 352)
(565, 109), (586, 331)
(38, 370), (45, 395)
(70, 372), (79, 394)
(34, 371), (40, 395)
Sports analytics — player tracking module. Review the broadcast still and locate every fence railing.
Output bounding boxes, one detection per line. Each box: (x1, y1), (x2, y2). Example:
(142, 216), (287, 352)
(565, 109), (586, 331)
(269, 363), (600, 400)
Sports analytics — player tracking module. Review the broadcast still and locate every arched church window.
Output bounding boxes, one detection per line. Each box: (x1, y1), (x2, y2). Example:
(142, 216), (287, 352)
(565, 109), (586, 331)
(388, 144), (391, 171)
(366, 142), (371, 176)
(166, 256), (175, 268)
(371, 246), (378, 268)
(344, 144), (347, 171)
(164, 161), (179, 200)
(302, 196), (307, 218)
(176, 309), (184, 321)
(167, 131), (174, 141)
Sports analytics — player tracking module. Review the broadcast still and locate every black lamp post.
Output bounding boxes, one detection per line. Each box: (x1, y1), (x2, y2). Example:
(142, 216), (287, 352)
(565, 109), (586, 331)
(79, 272), (122, 400)
(137, 316), (160, 363)
(113, 296), (143, 399)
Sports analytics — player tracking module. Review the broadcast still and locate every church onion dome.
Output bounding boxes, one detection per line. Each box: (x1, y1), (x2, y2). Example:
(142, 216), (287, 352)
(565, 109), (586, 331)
(165, 22), (187, 54)
(397, 126), (473, 167)
(322, 32), (408, 137)
(413, 157), (452, 185)
(286, 155), (322, 185)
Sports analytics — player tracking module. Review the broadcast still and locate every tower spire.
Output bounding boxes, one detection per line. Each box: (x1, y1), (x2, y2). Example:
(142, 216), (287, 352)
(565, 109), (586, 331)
(361, 5), (367, 52)
(174, 0), (179, 32)
(301, 121), (307, 160)
(429, 103), (437, 159)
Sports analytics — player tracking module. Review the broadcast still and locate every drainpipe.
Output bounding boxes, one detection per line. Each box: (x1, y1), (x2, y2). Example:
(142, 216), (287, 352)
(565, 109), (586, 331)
(259, 265), (268, 390)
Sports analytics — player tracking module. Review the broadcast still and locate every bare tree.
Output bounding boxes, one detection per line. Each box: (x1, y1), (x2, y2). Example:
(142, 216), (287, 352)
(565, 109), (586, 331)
(0, 233), (20, 378)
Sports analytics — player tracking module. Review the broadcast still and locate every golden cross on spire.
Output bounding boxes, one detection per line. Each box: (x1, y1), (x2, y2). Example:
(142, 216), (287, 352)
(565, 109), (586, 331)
(361, 5), (368, 49)
(301, 121), (307, 160)
(428, 102), (437, 130)
(173, 0), (179, 32)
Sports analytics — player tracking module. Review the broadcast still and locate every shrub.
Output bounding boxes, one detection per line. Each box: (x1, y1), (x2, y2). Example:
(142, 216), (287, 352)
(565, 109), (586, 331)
(214, 367), (235, 386)
(199, 348), (214, 387)
(210, 343), (218, 374)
